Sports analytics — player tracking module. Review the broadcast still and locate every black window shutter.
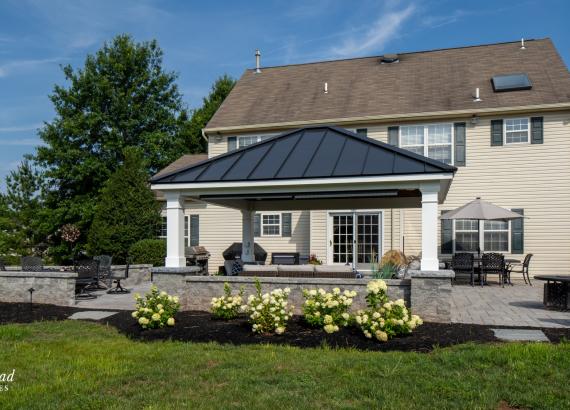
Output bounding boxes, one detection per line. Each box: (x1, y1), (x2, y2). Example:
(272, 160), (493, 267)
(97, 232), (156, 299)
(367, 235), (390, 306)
(388, 126), (399, 146)
(282, 213), (292, 237)
(227, 136), (237, 151)
(356, 128), (367, 138)
(254, 214), (261, 237)
(454, 122), (466, 166)
(190, 215), (199, 246)
(531, 117), (543, 144)
(441, 211), (453, 254)
(511, 209), (524, 254)
(490, 119), (503, 146)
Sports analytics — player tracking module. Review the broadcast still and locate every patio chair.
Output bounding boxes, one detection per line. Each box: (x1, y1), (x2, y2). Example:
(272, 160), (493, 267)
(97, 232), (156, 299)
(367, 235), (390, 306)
(75, 259), (100, 299)
(508, 254), (533, 285)
(0, 257), (6, 271)
(94, 255), (113, 287)
(21, 256), (43, 272)
(481, 253), (505, 287)
(107, 264), (130, 294)
(451, 253), (475, 286)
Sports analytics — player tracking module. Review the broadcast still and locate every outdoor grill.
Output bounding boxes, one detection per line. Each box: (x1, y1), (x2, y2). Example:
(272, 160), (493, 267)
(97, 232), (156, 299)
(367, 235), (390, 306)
(222, 242), (267, 264)
(185, 246), (210, 274)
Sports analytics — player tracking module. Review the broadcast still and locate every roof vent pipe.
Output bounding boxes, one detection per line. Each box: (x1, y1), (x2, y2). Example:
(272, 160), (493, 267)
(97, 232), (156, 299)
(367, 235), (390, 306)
(255, 49), (261, 73)
(520, 38), (526, 50)
(324, 82), (328, 94)
(473, 87), (481, 102)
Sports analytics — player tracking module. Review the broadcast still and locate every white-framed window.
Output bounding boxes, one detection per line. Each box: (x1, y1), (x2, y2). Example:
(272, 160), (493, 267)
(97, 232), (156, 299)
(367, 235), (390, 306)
(159, 217), (167, 238)
(400, 123), (453, 164)
(483, 220), (509, 252)
(455, 219), (479, 252)
(261, 213), (281, 236)
(238, 135), (271, 148)
(504, 118), (529, 144)
(159, 215), (191, 247)
(451, 219), (510, 253)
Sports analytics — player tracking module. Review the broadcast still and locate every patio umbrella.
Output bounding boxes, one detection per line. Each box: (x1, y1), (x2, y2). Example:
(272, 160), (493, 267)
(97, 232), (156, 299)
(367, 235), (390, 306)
(440, 197), (523, 220)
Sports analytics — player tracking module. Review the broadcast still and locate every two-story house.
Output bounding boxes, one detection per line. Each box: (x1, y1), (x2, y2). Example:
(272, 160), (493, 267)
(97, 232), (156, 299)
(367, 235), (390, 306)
(152, 38), (570, 277)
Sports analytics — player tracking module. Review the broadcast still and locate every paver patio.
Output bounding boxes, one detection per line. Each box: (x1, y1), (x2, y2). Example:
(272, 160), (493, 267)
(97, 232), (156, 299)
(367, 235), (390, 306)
(75, 282), (151, 310)
(451, 281), (570, 328)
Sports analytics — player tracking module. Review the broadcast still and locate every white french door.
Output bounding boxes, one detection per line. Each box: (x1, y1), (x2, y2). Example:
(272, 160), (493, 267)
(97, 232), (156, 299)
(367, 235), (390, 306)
(328, 211), (382, 270)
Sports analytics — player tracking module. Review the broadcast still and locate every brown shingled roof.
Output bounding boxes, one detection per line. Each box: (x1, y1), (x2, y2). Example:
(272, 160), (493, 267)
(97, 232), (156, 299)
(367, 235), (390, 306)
(206, 39), (570, 130)
(154, 154), (208, 179)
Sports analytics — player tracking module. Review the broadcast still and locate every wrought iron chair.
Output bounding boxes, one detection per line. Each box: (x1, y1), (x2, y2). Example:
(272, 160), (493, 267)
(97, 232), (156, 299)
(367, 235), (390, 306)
(107, 263), (130, 294)
(21, 256), (43, 272)
(451, 253), (475, 286)
(94, 255), (113, 288)
(75, 259), (100, 299)
(508, 254), (533, 285)
(0, 257), (6, 271)
(481, 253), (505, 287)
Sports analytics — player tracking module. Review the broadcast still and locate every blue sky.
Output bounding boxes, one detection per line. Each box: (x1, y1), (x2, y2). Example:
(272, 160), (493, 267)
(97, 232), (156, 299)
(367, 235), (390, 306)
(0, 0), (569, 190)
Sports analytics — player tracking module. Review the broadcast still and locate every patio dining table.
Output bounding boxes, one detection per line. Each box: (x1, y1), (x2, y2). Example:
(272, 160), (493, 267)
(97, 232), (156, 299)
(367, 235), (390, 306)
(441, 255), (521, 285)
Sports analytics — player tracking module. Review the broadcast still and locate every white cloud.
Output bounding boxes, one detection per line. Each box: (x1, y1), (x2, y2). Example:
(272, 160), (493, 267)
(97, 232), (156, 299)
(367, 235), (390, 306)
(0, 58), (62, 78)
(0, 137), (42, 146)
(0, 124), (42, 133)
(330, 4), (416, 57)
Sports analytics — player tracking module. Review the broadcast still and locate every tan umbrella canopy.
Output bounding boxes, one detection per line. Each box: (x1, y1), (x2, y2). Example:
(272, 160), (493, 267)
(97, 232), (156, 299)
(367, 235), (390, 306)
(441, 197), (523, 220)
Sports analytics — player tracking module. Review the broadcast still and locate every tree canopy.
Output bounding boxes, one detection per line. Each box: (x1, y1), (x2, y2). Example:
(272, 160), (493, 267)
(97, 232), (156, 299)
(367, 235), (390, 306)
(87, 147), (161, 263)
(32, 34), (194, 261)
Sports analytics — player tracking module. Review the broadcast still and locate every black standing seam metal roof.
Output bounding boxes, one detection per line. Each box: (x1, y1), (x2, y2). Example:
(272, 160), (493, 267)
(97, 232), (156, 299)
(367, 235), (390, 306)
(151, 126), (457, 184)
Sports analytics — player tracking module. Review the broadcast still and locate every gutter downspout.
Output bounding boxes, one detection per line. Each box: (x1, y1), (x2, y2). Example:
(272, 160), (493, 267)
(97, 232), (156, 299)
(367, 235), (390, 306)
(201, 128), (208, 142)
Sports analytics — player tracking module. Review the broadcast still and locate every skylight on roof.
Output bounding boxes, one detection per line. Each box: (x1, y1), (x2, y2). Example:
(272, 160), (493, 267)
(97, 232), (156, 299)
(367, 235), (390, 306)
(491, 73), (532, 92)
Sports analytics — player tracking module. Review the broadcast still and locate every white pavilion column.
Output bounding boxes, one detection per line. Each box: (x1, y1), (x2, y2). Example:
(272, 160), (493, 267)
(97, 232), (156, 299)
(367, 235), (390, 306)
(164, 192), (186, 267)
(241, 209), (255, 263)
(420, 183), (440, 271)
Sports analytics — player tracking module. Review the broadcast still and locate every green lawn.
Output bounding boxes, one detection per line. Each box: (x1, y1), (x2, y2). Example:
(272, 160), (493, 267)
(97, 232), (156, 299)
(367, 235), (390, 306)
(0, 321), (568, 409)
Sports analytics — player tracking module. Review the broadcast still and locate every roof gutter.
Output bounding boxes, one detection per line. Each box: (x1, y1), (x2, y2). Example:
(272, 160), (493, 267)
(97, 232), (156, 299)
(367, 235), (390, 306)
(204, 102), (570, 133)
(201, 128), (208, 142)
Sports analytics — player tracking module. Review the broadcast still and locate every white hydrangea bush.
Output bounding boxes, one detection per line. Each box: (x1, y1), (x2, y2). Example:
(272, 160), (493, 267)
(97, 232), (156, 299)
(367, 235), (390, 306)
(302, 287), (356, 333)
(211, 282), (244, 320)
(355, 280), (423, 342)
(241, 279), (294, 334)
(132, 286), (180, 329)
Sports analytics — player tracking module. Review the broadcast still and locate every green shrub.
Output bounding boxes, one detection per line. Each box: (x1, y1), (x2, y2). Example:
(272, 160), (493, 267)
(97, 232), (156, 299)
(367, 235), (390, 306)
(211, 282), (244, 320)
(132, 286), (180, 329)
(355, 280), (423, 342)
(302, 288), (355, 333)
(129, 239), (166, 266)
(0, 255), (21, 266)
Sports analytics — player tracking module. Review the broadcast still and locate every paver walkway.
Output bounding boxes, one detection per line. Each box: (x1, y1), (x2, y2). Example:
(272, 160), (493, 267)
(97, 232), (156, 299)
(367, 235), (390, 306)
(451, 282), (570, 328)
(75, 282), (152, 311)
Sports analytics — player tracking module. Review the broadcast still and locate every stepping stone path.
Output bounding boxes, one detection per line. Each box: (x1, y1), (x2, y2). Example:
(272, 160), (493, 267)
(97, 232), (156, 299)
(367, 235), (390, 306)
(492, 328), (549, 342)
(69, 311), (119, 321)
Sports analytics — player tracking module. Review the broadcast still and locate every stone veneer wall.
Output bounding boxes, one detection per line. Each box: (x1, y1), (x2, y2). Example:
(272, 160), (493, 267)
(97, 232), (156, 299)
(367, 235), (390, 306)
(0, 264), (152, 306)
(152, 268), (454, 323)
(0, 271), (77, 306)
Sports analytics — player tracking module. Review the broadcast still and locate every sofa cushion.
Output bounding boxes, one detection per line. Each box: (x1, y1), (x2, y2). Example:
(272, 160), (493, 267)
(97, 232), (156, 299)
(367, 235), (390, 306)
(277, 265), (315, 273)
(243, 264), (278, 273)
(314, 264), (353, 273)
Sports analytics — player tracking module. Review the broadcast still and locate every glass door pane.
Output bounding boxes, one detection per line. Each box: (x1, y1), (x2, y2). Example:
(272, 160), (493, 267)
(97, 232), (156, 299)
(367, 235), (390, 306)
(332, 214), (353, 264)
(356, 213), (380, 270)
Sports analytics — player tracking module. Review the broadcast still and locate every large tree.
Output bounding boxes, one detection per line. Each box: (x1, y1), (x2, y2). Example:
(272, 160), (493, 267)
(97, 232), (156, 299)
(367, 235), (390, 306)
(33, 34), (193, 261)
(181, 75), (236, 152)
(87, 147), (161, 263)
(2, 159), (43, 256)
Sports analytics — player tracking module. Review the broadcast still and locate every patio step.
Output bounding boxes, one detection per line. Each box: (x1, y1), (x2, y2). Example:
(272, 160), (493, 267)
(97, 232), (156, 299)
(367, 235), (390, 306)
(69, 311), (119, 320)
(492, 328), (549, 342)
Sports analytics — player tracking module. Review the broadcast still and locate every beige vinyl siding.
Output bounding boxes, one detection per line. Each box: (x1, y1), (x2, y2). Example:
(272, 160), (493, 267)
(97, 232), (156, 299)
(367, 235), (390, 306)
(198, 111), (569, 276)
(167, 202), (310, 274)
(365, 112), (570, 276)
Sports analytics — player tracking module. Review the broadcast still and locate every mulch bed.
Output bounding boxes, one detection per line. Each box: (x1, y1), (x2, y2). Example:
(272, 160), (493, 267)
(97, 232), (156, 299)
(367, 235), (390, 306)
(1, 302), (568, 352)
